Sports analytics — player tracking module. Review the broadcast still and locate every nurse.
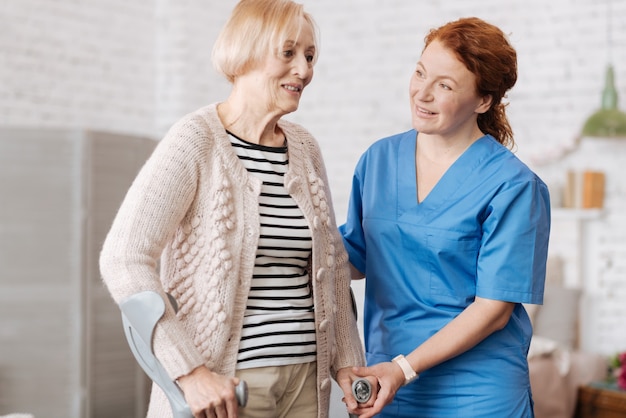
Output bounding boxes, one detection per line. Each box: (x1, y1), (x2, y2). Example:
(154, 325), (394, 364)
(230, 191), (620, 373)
(340, 17), (550, 418)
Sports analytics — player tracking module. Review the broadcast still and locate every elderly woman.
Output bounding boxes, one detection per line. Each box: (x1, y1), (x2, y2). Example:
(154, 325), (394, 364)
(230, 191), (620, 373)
(99, 1), (366, 417)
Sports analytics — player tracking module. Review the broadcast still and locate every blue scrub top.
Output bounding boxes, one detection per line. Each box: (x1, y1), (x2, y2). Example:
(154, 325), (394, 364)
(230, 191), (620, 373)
(340, 131), (550, 417)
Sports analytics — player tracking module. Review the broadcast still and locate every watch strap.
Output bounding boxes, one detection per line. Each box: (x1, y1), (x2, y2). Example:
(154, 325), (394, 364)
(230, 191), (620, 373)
(392, 354), (418, 385)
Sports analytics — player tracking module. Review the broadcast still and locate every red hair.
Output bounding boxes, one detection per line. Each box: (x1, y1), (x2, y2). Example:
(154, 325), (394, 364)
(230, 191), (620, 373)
(424, 17), (517, 148)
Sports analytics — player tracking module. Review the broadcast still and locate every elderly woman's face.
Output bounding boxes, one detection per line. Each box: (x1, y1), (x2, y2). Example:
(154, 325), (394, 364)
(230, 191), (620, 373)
(243, 17), (316, 116)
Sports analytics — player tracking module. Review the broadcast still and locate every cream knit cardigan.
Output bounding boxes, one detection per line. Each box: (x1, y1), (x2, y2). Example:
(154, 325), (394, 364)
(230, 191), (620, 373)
(99, 104), (365, 418)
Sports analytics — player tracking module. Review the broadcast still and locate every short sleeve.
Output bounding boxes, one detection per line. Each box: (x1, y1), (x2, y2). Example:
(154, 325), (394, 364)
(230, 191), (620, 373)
(476, 178), (551, 304)
(339, 155), (367, 274)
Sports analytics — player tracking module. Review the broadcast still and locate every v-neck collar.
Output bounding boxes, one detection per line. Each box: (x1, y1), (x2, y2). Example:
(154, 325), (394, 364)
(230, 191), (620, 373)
(398, 132), (493, 219)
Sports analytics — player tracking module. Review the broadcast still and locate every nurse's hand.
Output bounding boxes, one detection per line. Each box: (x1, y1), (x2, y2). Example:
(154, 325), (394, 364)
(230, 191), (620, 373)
(347, 362), (405, 418)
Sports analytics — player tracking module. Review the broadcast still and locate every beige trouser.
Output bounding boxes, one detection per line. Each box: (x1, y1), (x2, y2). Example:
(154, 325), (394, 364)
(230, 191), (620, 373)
(235, 362), (318, 418)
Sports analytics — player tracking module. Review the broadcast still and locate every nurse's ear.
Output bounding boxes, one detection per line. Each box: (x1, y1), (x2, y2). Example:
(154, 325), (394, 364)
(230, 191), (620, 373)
(475, 94), (492, 114)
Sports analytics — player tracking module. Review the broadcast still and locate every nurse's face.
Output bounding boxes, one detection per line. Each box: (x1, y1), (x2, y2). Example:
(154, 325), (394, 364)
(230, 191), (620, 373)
(409, 40), (491, 138)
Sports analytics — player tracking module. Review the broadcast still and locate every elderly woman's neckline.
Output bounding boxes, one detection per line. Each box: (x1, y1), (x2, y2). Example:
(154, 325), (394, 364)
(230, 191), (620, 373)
(217, 102), (286, 147)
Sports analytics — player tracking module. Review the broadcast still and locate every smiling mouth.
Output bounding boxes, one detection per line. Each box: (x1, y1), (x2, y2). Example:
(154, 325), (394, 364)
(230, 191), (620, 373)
(283, 84), (302, 92)
(417, 107), (435, 115)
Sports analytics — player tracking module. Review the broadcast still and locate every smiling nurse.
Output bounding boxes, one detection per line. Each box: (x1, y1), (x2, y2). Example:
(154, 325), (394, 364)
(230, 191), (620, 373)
(341, 17), (551, 418)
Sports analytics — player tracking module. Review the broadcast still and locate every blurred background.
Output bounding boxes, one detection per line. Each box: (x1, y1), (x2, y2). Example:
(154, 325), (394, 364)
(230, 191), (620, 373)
(1, 0), (626, 417)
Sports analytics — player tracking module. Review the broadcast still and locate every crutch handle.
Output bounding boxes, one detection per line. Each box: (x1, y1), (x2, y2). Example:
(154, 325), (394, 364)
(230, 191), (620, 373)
(348, 378), (372, 418)
(120, 290), (247, 418)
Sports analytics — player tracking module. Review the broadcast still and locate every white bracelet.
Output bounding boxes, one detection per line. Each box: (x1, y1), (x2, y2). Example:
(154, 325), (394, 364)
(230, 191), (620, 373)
(392, 354), (419, 385)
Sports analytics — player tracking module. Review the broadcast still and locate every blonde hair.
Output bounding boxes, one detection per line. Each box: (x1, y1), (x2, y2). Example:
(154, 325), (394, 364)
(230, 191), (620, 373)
(212, 0), (318, 83)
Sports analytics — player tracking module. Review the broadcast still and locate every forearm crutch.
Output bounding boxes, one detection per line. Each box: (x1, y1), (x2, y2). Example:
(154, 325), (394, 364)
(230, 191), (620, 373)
(119, 290), (248, 418)
(348, 287), (372, 418)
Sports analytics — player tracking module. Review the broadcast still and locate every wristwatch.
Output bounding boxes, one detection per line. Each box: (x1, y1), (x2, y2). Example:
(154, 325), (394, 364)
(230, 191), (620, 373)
(392, 354), (419, 385)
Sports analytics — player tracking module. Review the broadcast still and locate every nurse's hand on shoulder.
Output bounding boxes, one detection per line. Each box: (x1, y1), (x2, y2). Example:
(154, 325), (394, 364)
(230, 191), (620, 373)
(178, 365), (240, 418)
(348, 361), (405, 418)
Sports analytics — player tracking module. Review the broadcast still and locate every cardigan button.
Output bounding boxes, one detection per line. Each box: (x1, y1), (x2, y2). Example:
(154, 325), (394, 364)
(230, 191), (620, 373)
(286, 178), (299, 194)
(316, 268), (326, 281)
(320, 378), (330, 391)
(319, 319), (329, 331)
(313, 216), (320, 229)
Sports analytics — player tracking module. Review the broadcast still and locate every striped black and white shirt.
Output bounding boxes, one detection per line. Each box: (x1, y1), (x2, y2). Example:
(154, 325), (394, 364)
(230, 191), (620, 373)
(228, 132), (316, 370)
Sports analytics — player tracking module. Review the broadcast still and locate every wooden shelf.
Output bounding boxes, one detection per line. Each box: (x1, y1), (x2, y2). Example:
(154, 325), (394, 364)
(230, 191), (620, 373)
(552, 208), (605, 221)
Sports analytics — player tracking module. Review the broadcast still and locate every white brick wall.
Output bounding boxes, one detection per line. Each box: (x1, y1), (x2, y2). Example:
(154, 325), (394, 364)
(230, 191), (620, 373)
(153, 0), (234, 133)
(0, 0), (157, 137)
(3, 0), (625, 168)
(2, 0), (626, 413)
(540, 138), (626, 355)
